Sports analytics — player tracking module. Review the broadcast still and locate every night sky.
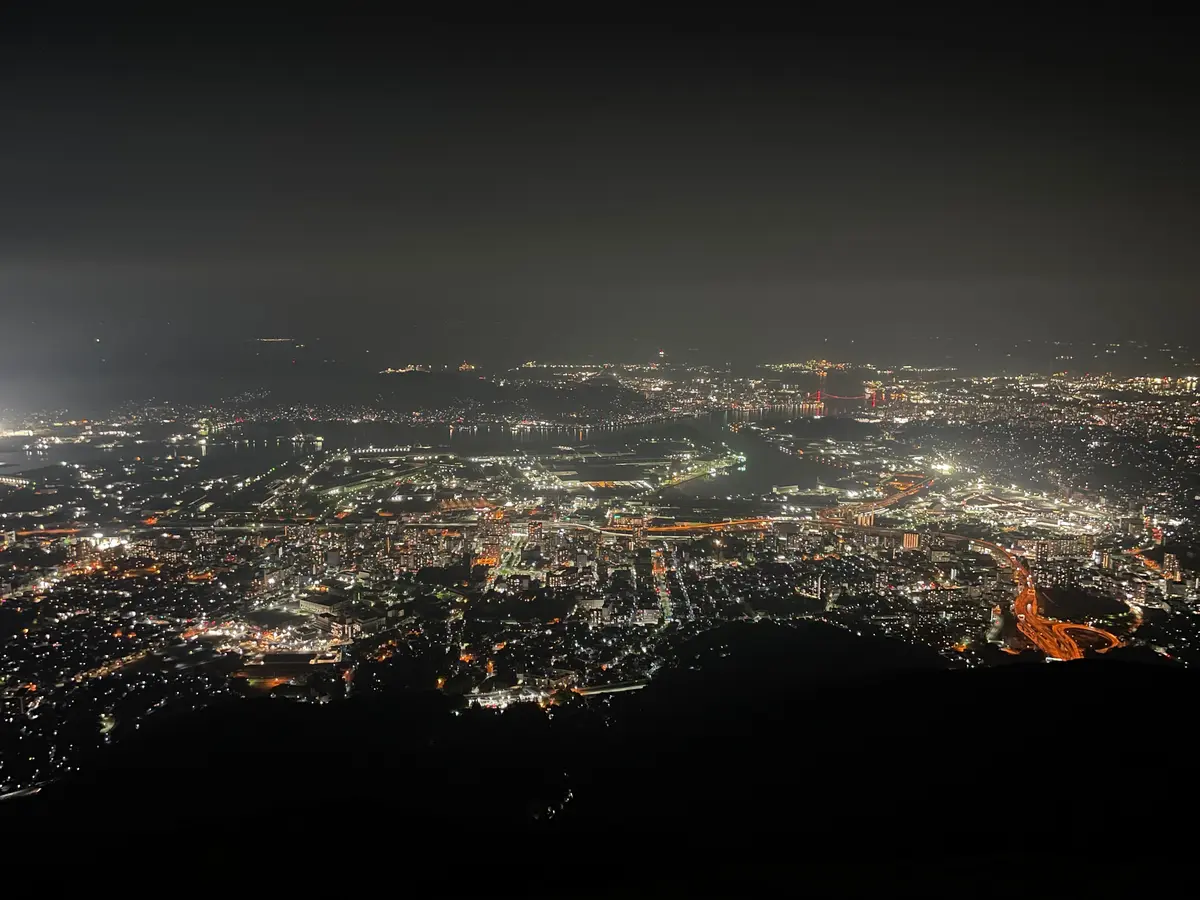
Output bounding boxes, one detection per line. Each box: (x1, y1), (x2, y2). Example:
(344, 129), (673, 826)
(3, 11), (1199, 395)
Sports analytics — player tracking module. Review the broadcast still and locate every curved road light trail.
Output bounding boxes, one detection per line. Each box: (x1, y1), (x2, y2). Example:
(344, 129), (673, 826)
(976, 540), (1120, 660)
(1053, 622), (1121, 653)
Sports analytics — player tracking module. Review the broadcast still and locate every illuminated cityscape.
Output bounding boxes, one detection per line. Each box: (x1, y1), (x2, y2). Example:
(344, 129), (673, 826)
(4, 9), (1200, 883)
(5, 350), (1200, 801)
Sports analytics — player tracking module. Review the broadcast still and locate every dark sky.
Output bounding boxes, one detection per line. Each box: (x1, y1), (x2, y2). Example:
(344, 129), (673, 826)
(2, 11), (1199, 387)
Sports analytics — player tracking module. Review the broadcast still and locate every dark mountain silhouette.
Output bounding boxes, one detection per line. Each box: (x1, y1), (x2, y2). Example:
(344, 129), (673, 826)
(5, 622), (1191, 890)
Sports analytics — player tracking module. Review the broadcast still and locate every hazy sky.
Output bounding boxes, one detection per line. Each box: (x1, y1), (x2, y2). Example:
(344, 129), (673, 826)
(2, 11), (1199, 379)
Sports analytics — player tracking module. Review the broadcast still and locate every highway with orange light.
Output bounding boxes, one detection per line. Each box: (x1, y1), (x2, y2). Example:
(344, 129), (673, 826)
(1052, 622), (1120, 653)
(819, 477), (936, 523)
(532, 517), (774, 537)
(644, 518), (772, 534)
(815, 475), (1121, 659)
(956, 538), (1120, 660)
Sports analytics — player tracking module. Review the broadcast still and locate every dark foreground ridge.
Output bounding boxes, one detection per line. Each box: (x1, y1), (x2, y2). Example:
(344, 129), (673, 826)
(5, 622), (1190, 888)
